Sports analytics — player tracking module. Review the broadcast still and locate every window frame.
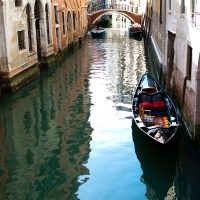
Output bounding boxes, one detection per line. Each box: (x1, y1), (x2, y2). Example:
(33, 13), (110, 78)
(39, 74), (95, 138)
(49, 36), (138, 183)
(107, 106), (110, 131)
(15, 0), (22, 7)
(17, 30), (26, 51)
(168, 0), (171, 11)
(180, 0), (185, 14)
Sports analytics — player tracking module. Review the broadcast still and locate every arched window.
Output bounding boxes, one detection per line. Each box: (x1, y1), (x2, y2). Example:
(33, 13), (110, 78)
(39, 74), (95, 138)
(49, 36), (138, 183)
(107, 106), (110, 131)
(67, 11), (72, 32)
(73, 11), (76, 30)
(45, 4), (51, 44)
(26, 4), (33, 52)
(34, 0), (41, 19)
(78, 11), (80, 33)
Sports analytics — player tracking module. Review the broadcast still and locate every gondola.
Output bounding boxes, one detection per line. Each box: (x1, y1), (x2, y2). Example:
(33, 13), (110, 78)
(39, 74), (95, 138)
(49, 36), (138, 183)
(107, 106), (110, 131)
(132, 73), (179, 144)
(128, 23), (143, 38)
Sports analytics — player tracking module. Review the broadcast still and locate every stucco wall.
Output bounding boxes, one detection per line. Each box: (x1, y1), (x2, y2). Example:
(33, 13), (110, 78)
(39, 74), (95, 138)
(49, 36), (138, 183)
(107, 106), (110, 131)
(166, 0), (200, 139)
(0, 4), (8, 71)
(0, 0), (53, 74)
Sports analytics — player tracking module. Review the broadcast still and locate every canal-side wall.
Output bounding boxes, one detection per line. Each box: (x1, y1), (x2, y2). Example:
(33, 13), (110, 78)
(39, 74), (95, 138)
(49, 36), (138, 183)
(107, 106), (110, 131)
(146, 37), (164, 82)
(0, 37), (85, 93)
(173, 65), (195, 137)
(0, 64), (40, 93)
(165, 0), (200, 144)
(146, 0), (200, 144)
(0, 0), (88, 94)
(148, 36), (199, 143)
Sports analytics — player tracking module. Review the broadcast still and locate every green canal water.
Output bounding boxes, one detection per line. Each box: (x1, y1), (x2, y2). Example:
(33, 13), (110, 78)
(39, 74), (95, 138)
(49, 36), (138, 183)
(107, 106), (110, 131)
(0, 27), (200, 200)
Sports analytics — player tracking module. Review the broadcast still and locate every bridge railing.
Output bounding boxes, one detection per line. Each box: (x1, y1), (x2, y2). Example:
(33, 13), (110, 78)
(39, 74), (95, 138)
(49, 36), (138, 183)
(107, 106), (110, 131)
(88, 3), (141, 14)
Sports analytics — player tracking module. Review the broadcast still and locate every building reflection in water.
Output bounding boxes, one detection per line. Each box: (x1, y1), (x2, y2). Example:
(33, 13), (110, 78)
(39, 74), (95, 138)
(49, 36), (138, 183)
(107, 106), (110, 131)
(132, 120), (177, 200)
(0, 45), (93, 199)
(175, 127), (200, 200)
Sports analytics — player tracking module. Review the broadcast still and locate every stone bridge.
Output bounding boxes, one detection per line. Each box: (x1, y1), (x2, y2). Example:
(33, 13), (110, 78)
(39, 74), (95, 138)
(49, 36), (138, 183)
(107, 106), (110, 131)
(88, 4), (143, 27)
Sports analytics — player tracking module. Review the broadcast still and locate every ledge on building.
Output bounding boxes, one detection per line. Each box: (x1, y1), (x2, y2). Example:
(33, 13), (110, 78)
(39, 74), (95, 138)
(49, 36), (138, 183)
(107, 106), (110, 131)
(0, 64), (40, 93)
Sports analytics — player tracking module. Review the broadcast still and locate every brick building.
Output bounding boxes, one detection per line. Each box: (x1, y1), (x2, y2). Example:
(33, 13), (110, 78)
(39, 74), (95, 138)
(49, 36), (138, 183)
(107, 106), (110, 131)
(51, 0), (89, 52)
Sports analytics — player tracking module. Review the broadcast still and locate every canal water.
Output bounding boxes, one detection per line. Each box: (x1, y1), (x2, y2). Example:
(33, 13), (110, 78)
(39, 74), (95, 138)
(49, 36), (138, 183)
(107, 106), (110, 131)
(0, 27), (200, 200)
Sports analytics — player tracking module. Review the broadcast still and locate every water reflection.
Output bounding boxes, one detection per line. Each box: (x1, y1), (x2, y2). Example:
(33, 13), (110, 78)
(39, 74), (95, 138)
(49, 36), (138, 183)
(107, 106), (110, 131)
(132, 120), (177, 200)
(0, 45), (92, 200)
(88, 29), (146, 106)
(1, 26), (197, 200)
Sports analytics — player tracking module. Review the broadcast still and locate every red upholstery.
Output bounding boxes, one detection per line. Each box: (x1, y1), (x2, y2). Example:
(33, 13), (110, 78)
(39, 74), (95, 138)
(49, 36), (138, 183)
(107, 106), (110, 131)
(140, 101), (166, 109)
(140, 102), (151, 109)
(152, 101), (166, 108)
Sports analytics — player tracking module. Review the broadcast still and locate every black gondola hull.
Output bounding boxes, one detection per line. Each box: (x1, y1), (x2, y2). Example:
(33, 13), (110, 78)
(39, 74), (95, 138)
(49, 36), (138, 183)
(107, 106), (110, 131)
(132, 73), (179, 145)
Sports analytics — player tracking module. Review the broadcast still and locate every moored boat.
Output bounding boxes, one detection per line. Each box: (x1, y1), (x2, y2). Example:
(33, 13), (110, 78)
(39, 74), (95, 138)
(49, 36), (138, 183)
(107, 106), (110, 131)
(128, 23), (143, 37)
(132, 73), (179, 144)
(91, 26), (106, 38)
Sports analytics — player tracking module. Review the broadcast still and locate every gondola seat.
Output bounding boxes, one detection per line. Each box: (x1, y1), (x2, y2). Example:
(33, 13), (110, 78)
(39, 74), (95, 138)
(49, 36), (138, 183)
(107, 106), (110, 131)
(138, 91), (169, 117)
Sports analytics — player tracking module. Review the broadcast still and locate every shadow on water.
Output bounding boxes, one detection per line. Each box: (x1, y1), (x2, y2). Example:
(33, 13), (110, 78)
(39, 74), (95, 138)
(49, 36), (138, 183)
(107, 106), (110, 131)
(131, 119), (177, 200)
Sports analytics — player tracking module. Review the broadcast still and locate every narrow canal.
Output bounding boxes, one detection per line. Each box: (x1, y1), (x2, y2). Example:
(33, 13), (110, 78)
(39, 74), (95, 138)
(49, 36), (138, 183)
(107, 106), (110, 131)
(0, 26), (200, 200)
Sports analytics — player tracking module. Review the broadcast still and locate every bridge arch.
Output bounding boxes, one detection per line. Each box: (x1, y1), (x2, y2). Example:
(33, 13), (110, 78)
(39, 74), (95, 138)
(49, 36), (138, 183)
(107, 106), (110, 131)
(88, 9), (142, 27)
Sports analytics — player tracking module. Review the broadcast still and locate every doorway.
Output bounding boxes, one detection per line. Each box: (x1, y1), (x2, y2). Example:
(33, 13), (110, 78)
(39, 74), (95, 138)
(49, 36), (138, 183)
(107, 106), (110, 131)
(34, 0), (43, 60)
(166, 31), (176, 93)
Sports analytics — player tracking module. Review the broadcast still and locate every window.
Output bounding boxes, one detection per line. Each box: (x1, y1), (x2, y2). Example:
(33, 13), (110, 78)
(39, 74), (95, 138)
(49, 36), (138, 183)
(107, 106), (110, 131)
(78, 12), (80, 33)
(180, 0), (185, 14)
(45, 4), (51, 44)
(34, 0), (41, 19)
(15, 0), (22, 7)
(18, 30), (25, 50)
(169, 0), (171, 11)
(190, 0), (195, 17)
(186, 45), (192, 80)
(73, 11), (76, 30)
(62, 12), (66, 34)
(67, 11), (72, 32)
(54, 6), (59, 24)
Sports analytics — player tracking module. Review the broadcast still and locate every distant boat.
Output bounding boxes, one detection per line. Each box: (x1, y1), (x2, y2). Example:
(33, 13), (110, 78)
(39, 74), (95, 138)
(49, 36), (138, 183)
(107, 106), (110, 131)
(132, 73), (179, 144)
(128, 23), (143, 38)
(91, 27), (106, 38)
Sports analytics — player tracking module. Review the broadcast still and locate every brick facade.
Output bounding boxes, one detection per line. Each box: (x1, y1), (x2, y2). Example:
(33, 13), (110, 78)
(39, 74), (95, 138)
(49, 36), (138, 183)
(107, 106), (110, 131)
(51, 0), (88, 53)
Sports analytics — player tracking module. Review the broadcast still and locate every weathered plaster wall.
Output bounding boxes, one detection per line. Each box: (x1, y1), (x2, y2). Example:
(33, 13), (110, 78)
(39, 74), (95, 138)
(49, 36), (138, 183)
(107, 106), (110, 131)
(166, 0), (200, 140)
(0, 0), (54, 91)
(148, 0), (200, 141)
